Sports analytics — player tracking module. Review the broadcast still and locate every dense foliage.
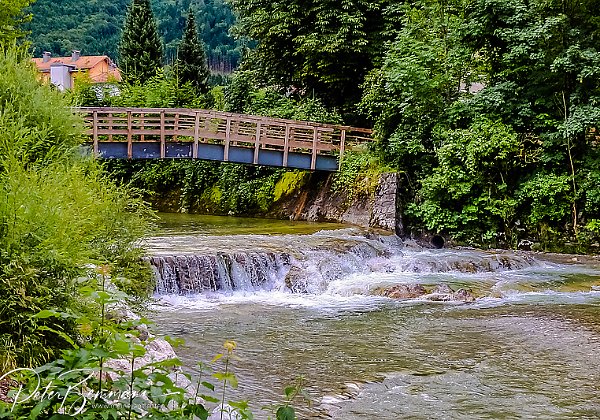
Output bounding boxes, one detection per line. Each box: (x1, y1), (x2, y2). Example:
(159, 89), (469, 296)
(224, 0), (600, 247)
(355, 0), (600, 247)
(27, 0), (242, 73)
(0, 47), (151, 369)
(230, 0), (401, 115)
(119, 0), (163, 83)
(0, 0), (32, 45)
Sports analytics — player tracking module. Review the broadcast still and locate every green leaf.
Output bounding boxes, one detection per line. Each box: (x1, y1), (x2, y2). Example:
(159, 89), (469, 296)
(112, 339), (131, 355)
(183, 404), (210, 420)
(164, 335), (185, 348)
(284, 386), (296, 399)
(201, 381), (215, 391)
(212, 372), (226, 382)
(33, 309), (60, 319)
(276, 405), (296, 420)
(226, 372), (238, 389)
(199, 394), (220, 403)
(30, 398), (52, 418)
(228, 400), (249, 410)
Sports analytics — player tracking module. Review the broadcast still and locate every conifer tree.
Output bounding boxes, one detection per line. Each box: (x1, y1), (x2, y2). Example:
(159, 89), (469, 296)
(176, 9), (210, 93)
(119, 0), (163, 83)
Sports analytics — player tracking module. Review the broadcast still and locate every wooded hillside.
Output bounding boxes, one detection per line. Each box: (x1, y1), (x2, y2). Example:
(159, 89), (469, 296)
(26, 0), (242, 72)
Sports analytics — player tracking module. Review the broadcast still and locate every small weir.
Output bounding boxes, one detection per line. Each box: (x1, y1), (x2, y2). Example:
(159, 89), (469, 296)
(146, 230), (540, 296)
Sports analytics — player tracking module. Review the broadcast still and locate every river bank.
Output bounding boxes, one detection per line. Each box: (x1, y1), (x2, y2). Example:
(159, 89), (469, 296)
(119, 160), (600, 254)
(142, 170), (401, 234)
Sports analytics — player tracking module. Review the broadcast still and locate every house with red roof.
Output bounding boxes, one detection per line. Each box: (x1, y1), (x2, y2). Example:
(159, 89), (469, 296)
(32, 50), (122, 90)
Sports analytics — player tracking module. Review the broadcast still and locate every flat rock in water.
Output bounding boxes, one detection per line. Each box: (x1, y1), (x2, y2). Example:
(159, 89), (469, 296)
(374, 284), (427, 299)
(374, 283), (476, 302)
(432, 284), (454, 294)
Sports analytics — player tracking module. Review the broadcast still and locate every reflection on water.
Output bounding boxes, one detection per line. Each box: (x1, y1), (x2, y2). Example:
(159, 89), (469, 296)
(155, 212), (348, 236)
(147, 213), (600, 419)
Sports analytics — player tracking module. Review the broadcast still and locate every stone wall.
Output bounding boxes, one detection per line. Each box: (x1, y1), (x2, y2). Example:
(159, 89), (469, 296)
(270, 172), (401, 232)
(370, 172), (401, 233)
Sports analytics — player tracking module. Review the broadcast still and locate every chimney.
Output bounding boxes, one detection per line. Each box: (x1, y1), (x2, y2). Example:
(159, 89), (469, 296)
(42, 52), (51, 63)
(71, 50), (80, 62)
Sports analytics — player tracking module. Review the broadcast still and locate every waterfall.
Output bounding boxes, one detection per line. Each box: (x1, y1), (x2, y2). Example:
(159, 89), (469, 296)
(150, 252), (291, 294)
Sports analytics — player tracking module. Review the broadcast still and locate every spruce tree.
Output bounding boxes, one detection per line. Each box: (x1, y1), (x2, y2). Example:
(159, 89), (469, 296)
(119, 0), (163, 83)
(176, 9), (210, 94)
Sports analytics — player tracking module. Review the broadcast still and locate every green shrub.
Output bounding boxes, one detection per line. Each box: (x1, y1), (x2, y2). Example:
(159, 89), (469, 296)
(409, 118), (522, 244)
(0, 48), (151, 369)
(332, 147), (391, 202)
(0, 49), (83, 166)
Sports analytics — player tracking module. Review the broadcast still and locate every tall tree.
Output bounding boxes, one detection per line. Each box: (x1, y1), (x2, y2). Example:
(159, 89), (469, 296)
(176, 9), (209, 93)
(361, 0), (469, 169)
(119, 0), (163, 83)
(230, 0), (400, 113)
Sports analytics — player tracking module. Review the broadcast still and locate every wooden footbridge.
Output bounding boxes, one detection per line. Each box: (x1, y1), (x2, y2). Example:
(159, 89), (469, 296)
(77, 107), (373, 171)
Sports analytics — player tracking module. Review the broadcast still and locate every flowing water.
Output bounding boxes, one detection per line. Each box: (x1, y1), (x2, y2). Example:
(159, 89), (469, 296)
(147, 214), (600, 419)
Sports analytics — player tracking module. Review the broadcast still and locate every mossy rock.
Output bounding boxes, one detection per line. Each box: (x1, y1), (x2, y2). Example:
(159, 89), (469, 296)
(273, 171), (308, 202)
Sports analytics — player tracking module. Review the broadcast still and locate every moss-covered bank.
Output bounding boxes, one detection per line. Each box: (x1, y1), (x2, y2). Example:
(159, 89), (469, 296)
(105, 159), (399, 231)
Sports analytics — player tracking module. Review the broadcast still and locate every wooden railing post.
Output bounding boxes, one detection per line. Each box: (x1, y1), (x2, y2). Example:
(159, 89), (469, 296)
(283, 124), (290, 167)
(92, 110), (99, 158)
(253, 122), (262, 164)
(140, 112), (145, 142)
(224, 117), (231, 161)
(108, 112), (113, 142)
(311, 127), (318, 170)
(127, 110), (133, 159)
(160, 111), (166, 158)
(193, 112), (200, 159)
(173, 112), (179, 142)
(339, 129), (346, 170)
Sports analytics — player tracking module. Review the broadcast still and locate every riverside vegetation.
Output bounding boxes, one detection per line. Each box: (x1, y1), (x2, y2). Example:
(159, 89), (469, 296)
(0, 47), (305, 419)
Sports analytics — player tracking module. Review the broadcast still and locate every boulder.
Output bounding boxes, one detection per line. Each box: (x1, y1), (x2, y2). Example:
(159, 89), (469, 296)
(375, 284), (427, 299)
(208, 404), (243, 420)
(423, 285), (476, 302)
(431, 284), (453, 294)
(104, 337), (192, 393)
(453, 288), (476, 302)
(284, 266), (308, 293)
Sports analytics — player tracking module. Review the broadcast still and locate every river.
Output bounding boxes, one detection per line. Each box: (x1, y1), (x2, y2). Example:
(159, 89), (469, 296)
(146, 213), (600, 419)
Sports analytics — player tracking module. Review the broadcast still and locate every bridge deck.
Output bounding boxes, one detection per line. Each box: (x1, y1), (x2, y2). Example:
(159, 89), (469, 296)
(77, 107), (373, 171)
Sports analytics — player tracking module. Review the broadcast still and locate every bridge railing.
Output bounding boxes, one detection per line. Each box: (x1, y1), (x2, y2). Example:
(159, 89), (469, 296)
(76, 107), (373, 170)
